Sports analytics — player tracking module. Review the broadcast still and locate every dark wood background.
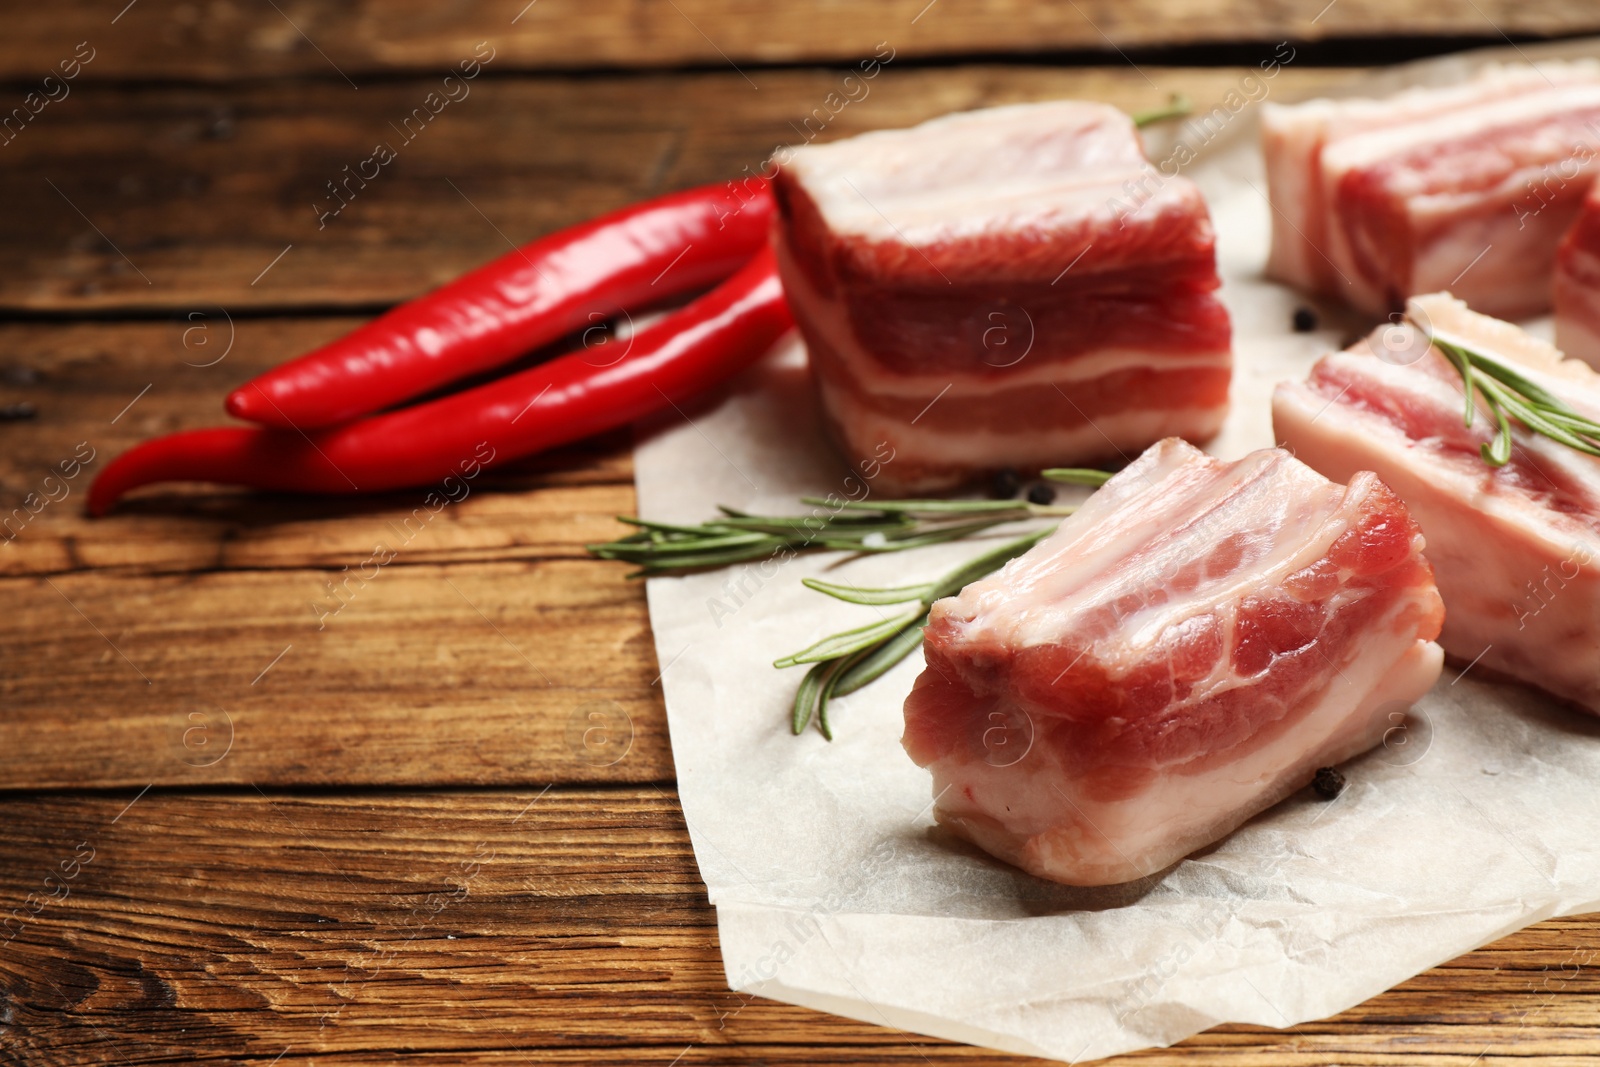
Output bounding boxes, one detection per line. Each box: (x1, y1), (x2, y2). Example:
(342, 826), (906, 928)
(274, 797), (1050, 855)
(2, 3), (1599, 1064)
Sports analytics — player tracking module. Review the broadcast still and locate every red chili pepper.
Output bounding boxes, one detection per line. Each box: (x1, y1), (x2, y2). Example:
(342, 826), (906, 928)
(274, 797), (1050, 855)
(89, 249), (789, 516)
(226, 177), (773, 430)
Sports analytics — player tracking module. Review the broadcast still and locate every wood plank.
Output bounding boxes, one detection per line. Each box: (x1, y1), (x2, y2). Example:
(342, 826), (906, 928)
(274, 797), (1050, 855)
(0, 318), (636, 579)
(1, 789), (1596, 1064)
(10, 31), (1594, 1067)
(2, 1), (1598, 81)
(0, 559), (670, 788)
(0, 66), (1354, 313)
(0, 317), (683, 790)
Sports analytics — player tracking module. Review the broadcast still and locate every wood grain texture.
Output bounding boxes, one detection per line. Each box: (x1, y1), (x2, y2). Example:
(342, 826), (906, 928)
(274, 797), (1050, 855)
(0, 312), (671, 789)
(0, 318), (634, 579)
(0, 790), (1596, 1065)
(4, 36), (1599, 1065)
(0, 315), (670, 791)
(0, 557), (672, 789)
(2, 0), (1598, 80)
(0, 65), (1352, 313)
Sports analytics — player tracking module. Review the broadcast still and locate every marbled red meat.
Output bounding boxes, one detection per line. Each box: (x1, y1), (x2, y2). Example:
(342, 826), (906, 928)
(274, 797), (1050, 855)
(1275, 291), (1600, 715)
(772, 101), (1232, 493)
(902, 438), (1445, 886)
(1262, 63), (1600, 319)
(1555, 180), (1600, 368)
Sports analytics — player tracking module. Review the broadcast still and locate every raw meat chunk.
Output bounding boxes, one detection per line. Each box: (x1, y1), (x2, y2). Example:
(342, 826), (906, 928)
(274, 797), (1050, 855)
(772, 101), (1232, 494)
(1275, 291), (1600, 714)
(1555, 181), (1600, 368)
(902, 438), (1444, 886)
(1262, 63), (1600, 319)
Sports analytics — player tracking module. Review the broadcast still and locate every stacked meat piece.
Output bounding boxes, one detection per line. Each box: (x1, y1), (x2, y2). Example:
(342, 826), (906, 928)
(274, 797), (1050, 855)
(772, 101), (1232, 493)
(902, 438), (1445, 886)
(1275, 292), (1600, 714)
(1262, 63), (1600, 319)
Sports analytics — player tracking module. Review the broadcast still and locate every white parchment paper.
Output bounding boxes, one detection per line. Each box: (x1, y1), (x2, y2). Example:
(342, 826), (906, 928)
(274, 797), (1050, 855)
(633, 40), (1600, 1063)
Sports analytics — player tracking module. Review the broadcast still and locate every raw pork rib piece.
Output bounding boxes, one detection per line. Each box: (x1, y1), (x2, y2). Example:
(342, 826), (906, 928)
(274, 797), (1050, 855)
(772, 102), (1232, 493)
(1262, 63), (1600, 319)
(902, 438), (1444, 886)
(1554, 181), (1600, 368)
(1275, 292), (1600, 714)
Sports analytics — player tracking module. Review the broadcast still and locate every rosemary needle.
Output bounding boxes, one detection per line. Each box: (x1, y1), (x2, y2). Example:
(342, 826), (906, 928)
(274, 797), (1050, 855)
(1131, 92), (1193, 128)
(1041, 468), (1114, 487)
(779, 527), (1055, 740)
(1421, 322), (1600, 467)
(587, 476), (1111, 738)
(587, 496), (1074, 576)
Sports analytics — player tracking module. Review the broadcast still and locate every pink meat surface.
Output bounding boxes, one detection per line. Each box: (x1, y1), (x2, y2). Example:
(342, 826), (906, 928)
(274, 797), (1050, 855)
(1262, 63), (1600, 319)
(1555, 181), (1600, 368)
(902, 438), (1444, 886)
(1275, 292), (1600, 714)
(772, 102), (1232, 494)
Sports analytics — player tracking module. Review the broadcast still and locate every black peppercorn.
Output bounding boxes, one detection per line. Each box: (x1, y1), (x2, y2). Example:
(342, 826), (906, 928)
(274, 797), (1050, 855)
(1026, 483), (1055, 506)
(990, 468), (1022, 499)
(1312, 766), (1345, 799)
(1292, 306), (1318, 333)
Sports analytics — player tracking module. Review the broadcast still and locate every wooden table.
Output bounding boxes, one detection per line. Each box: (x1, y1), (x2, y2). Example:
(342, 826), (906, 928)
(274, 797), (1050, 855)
(4, 5), (1599, 1063)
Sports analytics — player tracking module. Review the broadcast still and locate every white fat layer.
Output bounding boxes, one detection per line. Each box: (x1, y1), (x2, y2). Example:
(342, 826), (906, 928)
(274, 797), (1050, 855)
(826, 344), (1232, 396)
(942, 441), (1360, 655)
(1261, 63), (1596, 145)
(781, 100), (1164, 242)
(817, 380), (1226, 481)
(1322, 83), (1600, 176)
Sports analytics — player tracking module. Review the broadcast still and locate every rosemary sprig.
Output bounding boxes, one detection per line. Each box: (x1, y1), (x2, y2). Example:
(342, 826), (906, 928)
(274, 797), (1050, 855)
(1422, 323), (1600, 467)
(1131, 92), (1193, 128)
(587, 496), (1075, 576)
(588, 474), (1113, 738)
(777, 527), (1055, 740)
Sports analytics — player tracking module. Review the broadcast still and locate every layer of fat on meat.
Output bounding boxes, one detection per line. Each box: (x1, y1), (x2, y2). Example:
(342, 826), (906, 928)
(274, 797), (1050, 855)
(813, 377), (1228, 471)
(943, 443), (1348, 659)
(1319, 82), (1600, 200)
(780, 100), (1171, 245)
